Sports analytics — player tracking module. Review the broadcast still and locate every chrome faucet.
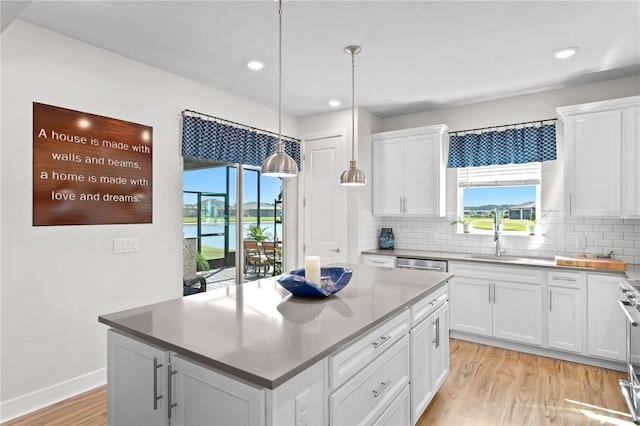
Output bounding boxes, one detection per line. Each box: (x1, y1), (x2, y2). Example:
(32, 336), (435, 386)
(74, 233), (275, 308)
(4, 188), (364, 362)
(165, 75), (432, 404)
(493, 208), (503, 257)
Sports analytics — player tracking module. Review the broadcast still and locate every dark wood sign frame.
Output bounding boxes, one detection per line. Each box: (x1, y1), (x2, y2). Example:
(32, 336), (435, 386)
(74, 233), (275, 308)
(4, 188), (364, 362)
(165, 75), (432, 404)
(33, 103), (153, 226)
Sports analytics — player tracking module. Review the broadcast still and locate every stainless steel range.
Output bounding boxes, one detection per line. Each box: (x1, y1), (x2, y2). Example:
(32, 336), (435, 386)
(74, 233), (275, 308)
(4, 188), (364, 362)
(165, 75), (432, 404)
(618, 279), (640, 424)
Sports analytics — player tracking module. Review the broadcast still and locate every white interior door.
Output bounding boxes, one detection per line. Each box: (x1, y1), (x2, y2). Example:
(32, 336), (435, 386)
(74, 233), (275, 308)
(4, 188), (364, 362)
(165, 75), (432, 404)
(302, 132), (347, 265)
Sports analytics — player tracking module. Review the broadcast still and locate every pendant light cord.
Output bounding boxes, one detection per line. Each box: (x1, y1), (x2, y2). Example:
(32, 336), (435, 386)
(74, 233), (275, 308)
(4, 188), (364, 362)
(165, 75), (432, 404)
(277, 0), (283, 151)
(351, 48), (355, 162)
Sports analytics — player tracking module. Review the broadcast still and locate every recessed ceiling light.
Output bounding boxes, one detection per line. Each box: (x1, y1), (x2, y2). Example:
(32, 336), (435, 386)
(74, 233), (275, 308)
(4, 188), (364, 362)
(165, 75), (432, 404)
(554, 47), (579, 59)
(329, 100), (341, 108)
(247, 60), (265, 71)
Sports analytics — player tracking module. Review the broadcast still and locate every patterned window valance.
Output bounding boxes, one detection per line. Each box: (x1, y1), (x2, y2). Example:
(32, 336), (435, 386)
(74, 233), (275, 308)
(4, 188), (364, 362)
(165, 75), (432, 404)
(181, 111), (301, 170)
(447, 121), (556, 168)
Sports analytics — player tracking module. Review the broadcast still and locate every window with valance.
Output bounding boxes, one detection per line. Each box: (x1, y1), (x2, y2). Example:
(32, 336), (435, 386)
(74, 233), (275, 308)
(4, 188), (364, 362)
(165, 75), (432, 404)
(447, 121), (557, 234)
(181, 112), (301, 170)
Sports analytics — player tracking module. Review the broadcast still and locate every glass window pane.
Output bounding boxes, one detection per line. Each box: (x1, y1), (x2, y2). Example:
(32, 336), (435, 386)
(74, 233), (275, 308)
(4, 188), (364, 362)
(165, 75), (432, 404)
(183, 192), (198, 238)
(463, 186), (537, 232)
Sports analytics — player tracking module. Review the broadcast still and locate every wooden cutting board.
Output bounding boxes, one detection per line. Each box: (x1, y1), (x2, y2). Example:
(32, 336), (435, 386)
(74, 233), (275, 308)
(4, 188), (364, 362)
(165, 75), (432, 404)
(555, 255), (627, 271)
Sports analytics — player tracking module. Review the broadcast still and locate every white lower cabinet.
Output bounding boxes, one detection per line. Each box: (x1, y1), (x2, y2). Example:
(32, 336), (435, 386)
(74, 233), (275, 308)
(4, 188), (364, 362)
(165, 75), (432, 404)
(410, 300), (449, 425)
(587, 273), (626, 361)
(361, 254), (396, 268)
(108, 284), (451, 426)
(107, 330), (169, 426)
(171, 354), (265, 426)
(329, 334), (410, 425)
(108, 330), (325, 426)
(546, 271), (586, 353)
(376, 386), (411, 426)
(450, 263), (542, 346)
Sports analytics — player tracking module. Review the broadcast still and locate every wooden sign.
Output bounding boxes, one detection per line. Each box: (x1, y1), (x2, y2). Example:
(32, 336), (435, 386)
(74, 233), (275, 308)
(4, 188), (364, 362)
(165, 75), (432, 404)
(33, 103), (153, 225)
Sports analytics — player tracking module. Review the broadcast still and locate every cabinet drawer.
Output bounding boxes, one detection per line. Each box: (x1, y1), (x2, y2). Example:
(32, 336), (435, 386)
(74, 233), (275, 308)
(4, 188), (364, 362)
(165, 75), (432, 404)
(374, 385), (410, 426)
(362, 255), (396, 268)
(329, 309), (409, 390)
(411, 284), (448, 327)
(329, 335), (410, 426)
(450, 262), (542, 284)
(547, 270), (584, 288)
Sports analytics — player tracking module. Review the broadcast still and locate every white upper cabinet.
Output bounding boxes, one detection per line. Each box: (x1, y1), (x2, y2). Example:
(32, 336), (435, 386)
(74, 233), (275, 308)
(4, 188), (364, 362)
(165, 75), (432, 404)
(557, 96), (640, 217)
(372, 125), (448, 216)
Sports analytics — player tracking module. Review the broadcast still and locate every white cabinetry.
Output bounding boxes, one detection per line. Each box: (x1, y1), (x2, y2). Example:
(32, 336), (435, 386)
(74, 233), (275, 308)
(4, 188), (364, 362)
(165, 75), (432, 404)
(546, 271), (586, 353)
(558, 96), (640, 217)
(108, 283), (451, 426)
(107, 330), (267, 426)
(587, 273), (626, 361)
(449, 262), (542, 346)
(410, 287), (449, 425)
(107, 330), (169, 426)
(108, 330), (328, 426)
(372, 125), (448, 216)
(361, 254), (396, 268)
(171, 354), (265, 426)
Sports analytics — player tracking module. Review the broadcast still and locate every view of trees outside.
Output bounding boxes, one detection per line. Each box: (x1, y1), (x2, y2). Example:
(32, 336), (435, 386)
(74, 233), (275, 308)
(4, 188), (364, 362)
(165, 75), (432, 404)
(463, 186), (537, 231)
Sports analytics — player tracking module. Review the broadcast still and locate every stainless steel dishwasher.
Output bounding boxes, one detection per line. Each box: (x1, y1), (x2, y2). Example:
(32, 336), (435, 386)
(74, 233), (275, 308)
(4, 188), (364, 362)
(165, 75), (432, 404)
(395, 257), (448, 272)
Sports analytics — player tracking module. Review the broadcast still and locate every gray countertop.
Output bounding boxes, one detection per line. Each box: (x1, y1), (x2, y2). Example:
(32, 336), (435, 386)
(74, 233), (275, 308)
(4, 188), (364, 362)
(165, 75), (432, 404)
(362, 248), (640, 281)
(99, 263), (452, 389)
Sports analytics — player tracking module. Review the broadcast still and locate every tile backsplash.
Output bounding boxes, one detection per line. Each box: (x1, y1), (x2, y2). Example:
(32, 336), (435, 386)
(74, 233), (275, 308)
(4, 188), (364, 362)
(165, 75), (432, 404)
(363, 212), (640, 265)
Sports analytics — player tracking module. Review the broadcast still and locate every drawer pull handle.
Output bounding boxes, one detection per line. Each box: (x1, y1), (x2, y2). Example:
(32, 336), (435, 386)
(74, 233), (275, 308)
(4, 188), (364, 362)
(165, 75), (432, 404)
(372, 380), (391, 398)
(372, 335), (391, 349)
(167, 363), (177, 419)
(552, 276), (576, 282)
(153, 357), (163, 410)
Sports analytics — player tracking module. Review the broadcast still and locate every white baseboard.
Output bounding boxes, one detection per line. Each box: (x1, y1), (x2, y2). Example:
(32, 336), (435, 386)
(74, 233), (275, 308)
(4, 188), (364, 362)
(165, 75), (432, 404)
(0, 368), (106, 423)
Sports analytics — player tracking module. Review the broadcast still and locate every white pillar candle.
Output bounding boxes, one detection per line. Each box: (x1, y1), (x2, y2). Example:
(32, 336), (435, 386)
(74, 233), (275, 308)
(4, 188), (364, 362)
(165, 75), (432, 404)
(305, 256), (321, 285)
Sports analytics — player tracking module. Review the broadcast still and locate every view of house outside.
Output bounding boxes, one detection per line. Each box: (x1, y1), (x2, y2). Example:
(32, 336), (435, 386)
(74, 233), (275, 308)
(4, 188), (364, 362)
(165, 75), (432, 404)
(463, 186), (537, 231)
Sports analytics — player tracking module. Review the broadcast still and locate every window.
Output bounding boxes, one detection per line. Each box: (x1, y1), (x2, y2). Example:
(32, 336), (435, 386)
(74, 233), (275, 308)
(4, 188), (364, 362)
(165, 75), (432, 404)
(456, 163), (541, 233)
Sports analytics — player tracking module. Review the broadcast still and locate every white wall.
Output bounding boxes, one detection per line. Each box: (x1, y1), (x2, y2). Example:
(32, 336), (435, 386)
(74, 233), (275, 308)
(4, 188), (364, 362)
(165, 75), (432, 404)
(0, 21), (297, 420)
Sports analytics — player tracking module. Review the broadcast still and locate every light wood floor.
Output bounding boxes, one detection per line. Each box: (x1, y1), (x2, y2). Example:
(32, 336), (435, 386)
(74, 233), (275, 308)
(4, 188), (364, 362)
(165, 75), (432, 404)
(3, 339), (632, 425)
(418, 339), (632, 425)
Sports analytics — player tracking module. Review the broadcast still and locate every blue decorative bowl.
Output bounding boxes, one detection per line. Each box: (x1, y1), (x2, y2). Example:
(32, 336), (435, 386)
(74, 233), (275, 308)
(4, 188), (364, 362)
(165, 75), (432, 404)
(277, 267), (353, 297)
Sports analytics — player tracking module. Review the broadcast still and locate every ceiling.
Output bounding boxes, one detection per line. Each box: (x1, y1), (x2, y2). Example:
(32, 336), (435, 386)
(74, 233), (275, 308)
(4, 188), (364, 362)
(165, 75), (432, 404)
(4, 1), (640, 118)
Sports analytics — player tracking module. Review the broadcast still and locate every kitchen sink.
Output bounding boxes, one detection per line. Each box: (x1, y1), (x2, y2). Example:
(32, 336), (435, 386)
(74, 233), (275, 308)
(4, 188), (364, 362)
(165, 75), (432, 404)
(464, 254), (554, 266)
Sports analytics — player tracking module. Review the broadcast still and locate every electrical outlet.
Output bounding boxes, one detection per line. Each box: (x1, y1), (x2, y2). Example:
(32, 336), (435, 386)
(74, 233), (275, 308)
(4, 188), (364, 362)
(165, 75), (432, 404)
(576, 237), (586, 249)
(295, 390), (310, 426)
(113, 238), (140, 254)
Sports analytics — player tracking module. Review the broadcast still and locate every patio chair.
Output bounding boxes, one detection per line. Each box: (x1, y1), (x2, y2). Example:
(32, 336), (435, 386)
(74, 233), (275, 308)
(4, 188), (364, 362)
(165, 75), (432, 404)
(244, 240), (269, 277)
(261, 241), (281, 275)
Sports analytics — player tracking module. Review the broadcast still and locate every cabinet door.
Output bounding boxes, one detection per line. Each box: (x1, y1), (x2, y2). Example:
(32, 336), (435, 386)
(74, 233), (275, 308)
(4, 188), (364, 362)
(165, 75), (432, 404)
(492, 281), (542, 345)
(410, 314), (433, 424)
(171, 354), (265, 426)
(373, 138), (403, 215)
(565, 110), (622, 216)
(547, 286), (584, 353)
(403, 133), (440, 215)
(107, 330), (169, 426)
(622, 106), (640, 217)
(430, 303), (450, 394)
(587, 275), (626, 361)
(449, 277), (492, 336)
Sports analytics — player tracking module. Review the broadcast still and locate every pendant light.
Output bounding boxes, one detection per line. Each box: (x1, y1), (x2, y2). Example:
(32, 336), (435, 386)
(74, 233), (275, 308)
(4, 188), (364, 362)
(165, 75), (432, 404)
(339, 45), (366, 186)
(262, 0), (298, 177)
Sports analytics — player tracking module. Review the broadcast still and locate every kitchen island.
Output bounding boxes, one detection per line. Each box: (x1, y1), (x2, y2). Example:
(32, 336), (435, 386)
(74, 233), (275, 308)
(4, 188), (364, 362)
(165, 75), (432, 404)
(99, 263), (453, 425)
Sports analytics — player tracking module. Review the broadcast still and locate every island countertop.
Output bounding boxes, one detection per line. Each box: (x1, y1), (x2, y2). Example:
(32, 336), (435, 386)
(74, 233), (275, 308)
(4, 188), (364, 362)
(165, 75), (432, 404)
(99, 263), (452, 389)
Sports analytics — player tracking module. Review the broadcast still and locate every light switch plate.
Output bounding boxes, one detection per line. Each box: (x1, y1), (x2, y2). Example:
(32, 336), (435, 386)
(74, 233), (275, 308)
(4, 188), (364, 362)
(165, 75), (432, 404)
(113, 238), (140, 254)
